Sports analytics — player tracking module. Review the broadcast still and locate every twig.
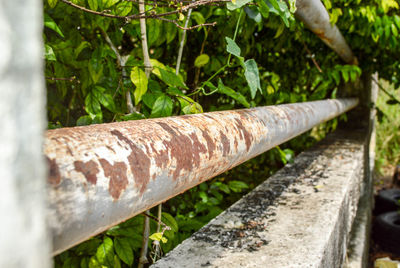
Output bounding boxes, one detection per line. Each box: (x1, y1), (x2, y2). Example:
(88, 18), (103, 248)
(100, 29), (135, 113)
(176, 4), (194, 75)
(139, 211), (150, 268)
(152, 205), (163, 261)
(45, 76), (78, 82)
(156, 17), (216, 30)
(60, 0), (228, 21)
(372, 77), (400, 104)
(138, 2), (153, 266)
(301, 40), (323, 73)
(139, 1), (153, 77)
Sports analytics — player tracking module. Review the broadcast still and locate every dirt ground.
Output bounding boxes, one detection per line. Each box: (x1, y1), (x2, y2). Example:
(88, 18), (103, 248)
(369, 165), (400, 267)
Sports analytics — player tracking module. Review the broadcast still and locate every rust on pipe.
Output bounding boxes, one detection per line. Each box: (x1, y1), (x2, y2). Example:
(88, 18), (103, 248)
(46, 98), (358, 255)
(295, 0), (358, 65)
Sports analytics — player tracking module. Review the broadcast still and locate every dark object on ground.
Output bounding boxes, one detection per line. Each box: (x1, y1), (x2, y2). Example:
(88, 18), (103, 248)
(375, 189), (400, 215)
(393, 165), (400, 187)
(373, 211), (400, 255)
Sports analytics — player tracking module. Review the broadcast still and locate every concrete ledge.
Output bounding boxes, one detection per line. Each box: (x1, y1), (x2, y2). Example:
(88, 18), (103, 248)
(152, 130), (368, 268)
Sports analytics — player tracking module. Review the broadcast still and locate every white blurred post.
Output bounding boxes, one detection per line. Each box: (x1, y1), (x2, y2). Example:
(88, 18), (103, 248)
(0, 0), (51, 267)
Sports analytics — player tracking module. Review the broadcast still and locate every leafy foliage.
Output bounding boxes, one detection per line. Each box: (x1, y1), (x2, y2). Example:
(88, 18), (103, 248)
(45, 0), (400, 266)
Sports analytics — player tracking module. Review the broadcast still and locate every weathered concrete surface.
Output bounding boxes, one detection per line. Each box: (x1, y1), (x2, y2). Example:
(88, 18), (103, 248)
(0, 0), (51, 267)
(153, 130), (368, 268)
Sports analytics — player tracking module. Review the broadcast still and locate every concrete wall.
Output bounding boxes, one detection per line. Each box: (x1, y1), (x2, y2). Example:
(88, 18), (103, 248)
(0, 0), (51, 267)
(153, 129), (370, 268)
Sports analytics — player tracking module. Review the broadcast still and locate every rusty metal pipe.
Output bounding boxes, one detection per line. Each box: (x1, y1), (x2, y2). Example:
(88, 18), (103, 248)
(46, 98), (358, 254)
(295, 0), (358, 65)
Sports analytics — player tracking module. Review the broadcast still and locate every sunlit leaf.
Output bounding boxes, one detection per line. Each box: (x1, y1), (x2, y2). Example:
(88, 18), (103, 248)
(88, 0), (98, 11)
(44, 44), (56, 61)
(95, 237), (114, 266)
(130, 66), (148, 105)
(44, 14), (64, 37)
(194, 54), (210, 68)
(48, 0), (58, 8)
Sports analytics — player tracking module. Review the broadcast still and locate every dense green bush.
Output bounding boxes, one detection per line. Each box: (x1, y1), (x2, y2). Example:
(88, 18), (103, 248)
(44, 0), (399, 266)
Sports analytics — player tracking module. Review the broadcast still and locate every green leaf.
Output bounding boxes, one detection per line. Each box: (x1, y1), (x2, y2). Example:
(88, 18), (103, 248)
(44, 44), (56, 61)
(85, 91), (102, 116)
(95, 237), (114, 266)
(394, 15), (400, 30)
(162, 212), (179, 233)
(148, 19), (162, 46)
(244, 6), (262, 23)
(44, 14), (64, 37)
(149, 232), (163, 241)
(257, 0), (270, 18)
(114, 238), (133, 266)
(80, 257), (90, 268)
(217, 79), (250, 107)
(160, 69), (187, 88)
(341, 69), (349, 82)
(88, 57), (104, 84)
(120, 112), (146, 121)
(244, 59), (261, 99)
(391, 23), (398, 36)
(194, 54), (210, 68)
(191, 11), (205, 25)
(130, 67), (148, 105)
(88, 256), (101, 268)
(165, 22), (178, 44)
(143, 92), (164, 108)
(350, 71), (357, 82)
(177, 95), (203, 114)
(225, 37), (241, 57)
(74, 238), (102, 255)
(96, 89), (117, 113)
(331, 71), (341, 85)
(114, 1), (132, 16)
(228, 180), (249, 192)
(274, 24), (285, 38)
(103, 0), (119, 8)
(114, 255), (122, 268)
(151, 95), (173, 118)
(227, 0), (251, 10)
(48, 0), (58, 8)
(88, 0), (98, 10)
(287, 0), (296, 13)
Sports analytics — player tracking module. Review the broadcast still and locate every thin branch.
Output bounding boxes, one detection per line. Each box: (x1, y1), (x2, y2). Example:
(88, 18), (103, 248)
(372, 76), (400, 104)
(157, 17), (216, 31)
(60, 0), (128, 19)
(45, 76), (78, 82)
(152, 204), (163, 262)
(176, 4), (194, 74)
(139, 211), (151, 268)
(138, 3), (152, 266)
(301, 40), (323, 73)
(100, 29), (135, 113)
(60, 0), (228, 21)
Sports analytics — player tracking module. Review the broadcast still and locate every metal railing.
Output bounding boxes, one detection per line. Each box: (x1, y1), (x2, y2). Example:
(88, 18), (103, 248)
(0, 0), (363, 264)
(45, 0), (360, 255)
(47, 98), (358, 254)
